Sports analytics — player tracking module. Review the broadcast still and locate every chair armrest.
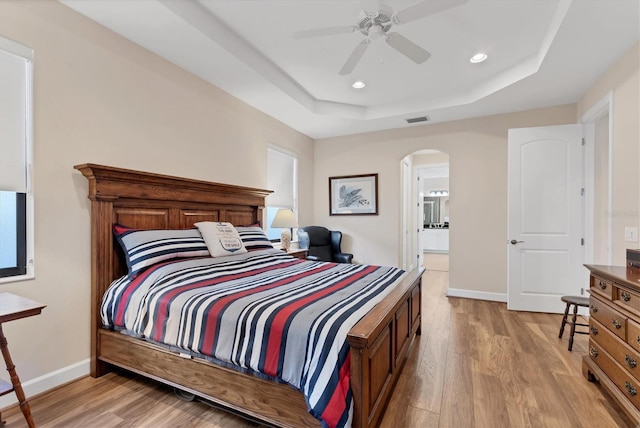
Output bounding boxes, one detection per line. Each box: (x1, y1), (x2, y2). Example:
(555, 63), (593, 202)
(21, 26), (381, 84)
(306, 255), (321, 261)
(335, 253), (353, 264)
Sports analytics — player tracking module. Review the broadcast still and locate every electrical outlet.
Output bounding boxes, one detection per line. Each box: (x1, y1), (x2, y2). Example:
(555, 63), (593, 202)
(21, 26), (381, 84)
(625, 227), (639, 242)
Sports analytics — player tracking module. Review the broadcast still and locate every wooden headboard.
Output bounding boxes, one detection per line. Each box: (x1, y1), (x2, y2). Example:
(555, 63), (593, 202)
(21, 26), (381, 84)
(74, 163), (271, 375)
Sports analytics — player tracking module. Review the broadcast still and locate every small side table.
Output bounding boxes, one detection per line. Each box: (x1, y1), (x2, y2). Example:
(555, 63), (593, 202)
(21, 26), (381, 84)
(285, 248), (308, 260)
(0, 293), (46, 428)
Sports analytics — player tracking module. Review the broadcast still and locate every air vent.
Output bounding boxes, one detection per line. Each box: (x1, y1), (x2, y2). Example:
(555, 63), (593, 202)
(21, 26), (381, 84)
(405, 116), (430, 124)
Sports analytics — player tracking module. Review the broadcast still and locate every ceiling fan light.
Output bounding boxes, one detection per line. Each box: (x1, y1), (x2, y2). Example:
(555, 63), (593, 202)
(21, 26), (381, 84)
(352, 81), (366, 89)
(470, 52), (488, 63)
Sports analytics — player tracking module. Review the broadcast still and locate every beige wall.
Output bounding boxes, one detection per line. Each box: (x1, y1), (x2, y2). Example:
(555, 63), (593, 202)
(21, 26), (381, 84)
(314, 104), (577, 295)
(578, 41), (640, 265)
(593, 113), (610, 264)
(412, 152), (450, 166)
(0, 0), (313, 404)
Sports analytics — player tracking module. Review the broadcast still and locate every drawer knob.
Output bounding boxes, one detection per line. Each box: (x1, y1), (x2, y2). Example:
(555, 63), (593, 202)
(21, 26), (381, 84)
(590, 325), (598, 335)
(637, 336), (640, 345)
(626, 381), (638, 396)
(599, 280), (607, 290)
(621, 291), (631, 302)
(590, 304), (599, 313)
(626, 354), (638, 369)
(589, 346), (599, 358)
(612, 319), (622, 329)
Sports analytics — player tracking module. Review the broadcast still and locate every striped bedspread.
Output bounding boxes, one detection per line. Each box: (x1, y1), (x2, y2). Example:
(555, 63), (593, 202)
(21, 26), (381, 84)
(101, 248), (405, 428)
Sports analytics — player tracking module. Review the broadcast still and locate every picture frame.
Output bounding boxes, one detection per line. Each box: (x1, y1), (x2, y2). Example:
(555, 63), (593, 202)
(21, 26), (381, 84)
(329, 173), (378, 215)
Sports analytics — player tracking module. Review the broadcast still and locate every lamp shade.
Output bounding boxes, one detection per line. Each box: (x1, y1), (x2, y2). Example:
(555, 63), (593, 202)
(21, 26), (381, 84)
(270, 208), (298, 229)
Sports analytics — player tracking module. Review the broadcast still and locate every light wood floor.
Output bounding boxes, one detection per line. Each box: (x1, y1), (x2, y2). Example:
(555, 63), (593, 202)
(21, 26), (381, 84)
(423, 252), (449, 272)
(2, 257), (632, 427)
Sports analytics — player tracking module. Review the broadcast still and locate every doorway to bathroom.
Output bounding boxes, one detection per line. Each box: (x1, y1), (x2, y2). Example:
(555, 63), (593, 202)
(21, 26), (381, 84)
(414, 151), (449, 271)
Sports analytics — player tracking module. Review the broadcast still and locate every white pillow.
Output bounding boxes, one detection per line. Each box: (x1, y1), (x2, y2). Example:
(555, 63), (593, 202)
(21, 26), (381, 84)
(195, 222), (248, 257)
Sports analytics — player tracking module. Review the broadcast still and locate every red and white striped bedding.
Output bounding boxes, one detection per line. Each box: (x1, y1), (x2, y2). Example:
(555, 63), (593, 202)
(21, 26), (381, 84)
(101, 248), (405, 428)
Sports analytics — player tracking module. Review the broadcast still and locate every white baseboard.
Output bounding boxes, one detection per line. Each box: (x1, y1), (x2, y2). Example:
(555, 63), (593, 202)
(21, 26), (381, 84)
(0, 358), (90, 410)
(447, 287), (507, 303)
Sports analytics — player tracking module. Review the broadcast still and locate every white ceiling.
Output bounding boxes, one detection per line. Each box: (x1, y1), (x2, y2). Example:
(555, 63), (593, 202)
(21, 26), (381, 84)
(60, 0), (639, 139)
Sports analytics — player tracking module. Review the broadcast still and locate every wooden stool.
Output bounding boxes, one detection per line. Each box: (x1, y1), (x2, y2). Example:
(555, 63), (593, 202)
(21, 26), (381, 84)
(558, 295), (590, 351)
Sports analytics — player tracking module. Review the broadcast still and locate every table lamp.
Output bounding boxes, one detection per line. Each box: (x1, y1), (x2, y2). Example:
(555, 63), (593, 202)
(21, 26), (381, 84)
(270, 208), (298, 251)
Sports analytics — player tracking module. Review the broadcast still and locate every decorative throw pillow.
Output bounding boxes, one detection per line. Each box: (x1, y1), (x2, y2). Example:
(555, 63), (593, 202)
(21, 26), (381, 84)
(236, 225), (274, 252)
(195, 222), (248, 257)
(113, 224), (210, 278)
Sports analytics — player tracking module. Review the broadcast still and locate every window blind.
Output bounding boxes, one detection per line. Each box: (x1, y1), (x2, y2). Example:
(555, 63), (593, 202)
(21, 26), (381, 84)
(0, 40), (32, 193)
(267, 148), (296, 208)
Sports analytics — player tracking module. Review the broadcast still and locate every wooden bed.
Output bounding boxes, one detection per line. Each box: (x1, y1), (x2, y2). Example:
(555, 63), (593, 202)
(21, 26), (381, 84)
(75, 163), (423, 428)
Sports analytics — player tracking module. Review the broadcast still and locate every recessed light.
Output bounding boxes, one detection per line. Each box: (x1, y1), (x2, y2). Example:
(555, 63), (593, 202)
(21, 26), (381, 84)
(470, 52), (488, 63)
(352, 81), (366, 89)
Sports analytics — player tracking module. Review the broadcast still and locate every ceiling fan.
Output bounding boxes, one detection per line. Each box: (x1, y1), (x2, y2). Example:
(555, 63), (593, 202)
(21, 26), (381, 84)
(293, 0), (468, 75)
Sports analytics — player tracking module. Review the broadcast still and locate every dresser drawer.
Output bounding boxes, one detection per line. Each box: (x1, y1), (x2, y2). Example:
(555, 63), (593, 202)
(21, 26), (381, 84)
(590, 295), (627, 340)
(589, 339), (640, 408)
(591, 275), (614, 300)
(628, 319), (640, 353)
(617, 286), (640, 316)
(590, 318), (640, 381)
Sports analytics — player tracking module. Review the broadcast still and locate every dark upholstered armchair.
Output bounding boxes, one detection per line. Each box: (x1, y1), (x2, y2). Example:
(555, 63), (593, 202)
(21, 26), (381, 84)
(297, 226), (353, 263)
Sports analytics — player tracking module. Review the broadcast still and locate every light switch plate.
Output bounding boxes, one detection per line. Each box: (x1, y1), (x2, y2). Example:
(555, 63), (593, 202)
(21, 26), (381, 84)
(625, 227), (639, 242)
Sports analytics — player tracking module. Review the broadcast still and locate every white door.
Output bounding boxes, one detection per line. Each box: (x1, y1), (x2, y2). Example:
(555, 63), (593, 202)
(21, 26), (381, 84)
(507, 124), (583, 313)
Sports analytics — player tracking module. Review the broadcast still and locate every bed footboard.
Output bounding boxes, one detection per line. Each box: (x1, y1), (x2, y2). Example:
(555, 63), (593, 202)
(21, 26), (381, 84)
(348, 267), (423, 428)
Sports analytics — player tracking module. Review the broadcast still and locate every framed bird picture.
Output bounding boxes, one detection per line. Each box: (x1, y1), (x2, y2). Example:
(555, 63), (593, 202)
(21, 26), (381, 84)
(329, 173), (378, 215)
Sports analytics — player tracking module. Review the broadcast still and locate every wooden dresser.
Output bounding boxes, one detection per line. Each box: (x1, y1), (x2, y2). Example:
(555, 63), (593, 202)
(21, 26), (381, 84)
(584, 263), (640, 423)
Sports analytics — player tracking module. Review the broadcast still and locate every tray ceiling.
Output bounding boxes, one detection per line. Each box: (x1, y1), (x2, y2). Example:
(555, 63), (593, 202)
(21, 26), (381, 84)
(60, 0), (639, 138)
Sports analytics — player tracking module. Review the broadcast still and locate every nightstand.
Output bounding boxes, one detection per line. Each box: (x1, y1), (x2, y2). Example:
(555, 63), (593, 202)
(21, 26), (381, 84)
(285, 248), (308, 260)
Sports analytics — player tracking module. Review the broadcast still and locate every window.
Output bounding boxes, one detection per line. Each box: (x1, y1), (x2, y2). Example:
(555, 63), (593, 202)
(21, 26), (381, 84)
(0, 37), (33, 281)
(265, 147), (297, 241)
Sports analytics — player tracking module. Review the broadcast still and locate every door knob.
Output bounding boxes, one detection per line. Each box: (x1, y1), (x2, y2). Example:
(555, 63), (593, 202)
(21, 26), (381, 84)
(510, 240), (525, 245)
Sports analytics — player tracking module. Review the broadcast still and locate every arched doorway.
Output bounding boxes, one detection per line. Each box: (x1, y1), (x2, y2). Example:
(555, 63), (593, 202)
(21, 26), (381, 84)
(401, 150), (449, 272)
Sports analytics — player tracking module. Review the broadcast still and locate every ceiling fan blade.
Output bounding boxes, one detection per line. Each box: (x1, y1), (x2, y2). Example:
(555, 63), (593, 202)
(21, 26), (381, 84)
(293, 26), (358, 39)
(385, 32), (431, 64)
(339, 39), (371, 75)
(393, 0), (467, 25)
